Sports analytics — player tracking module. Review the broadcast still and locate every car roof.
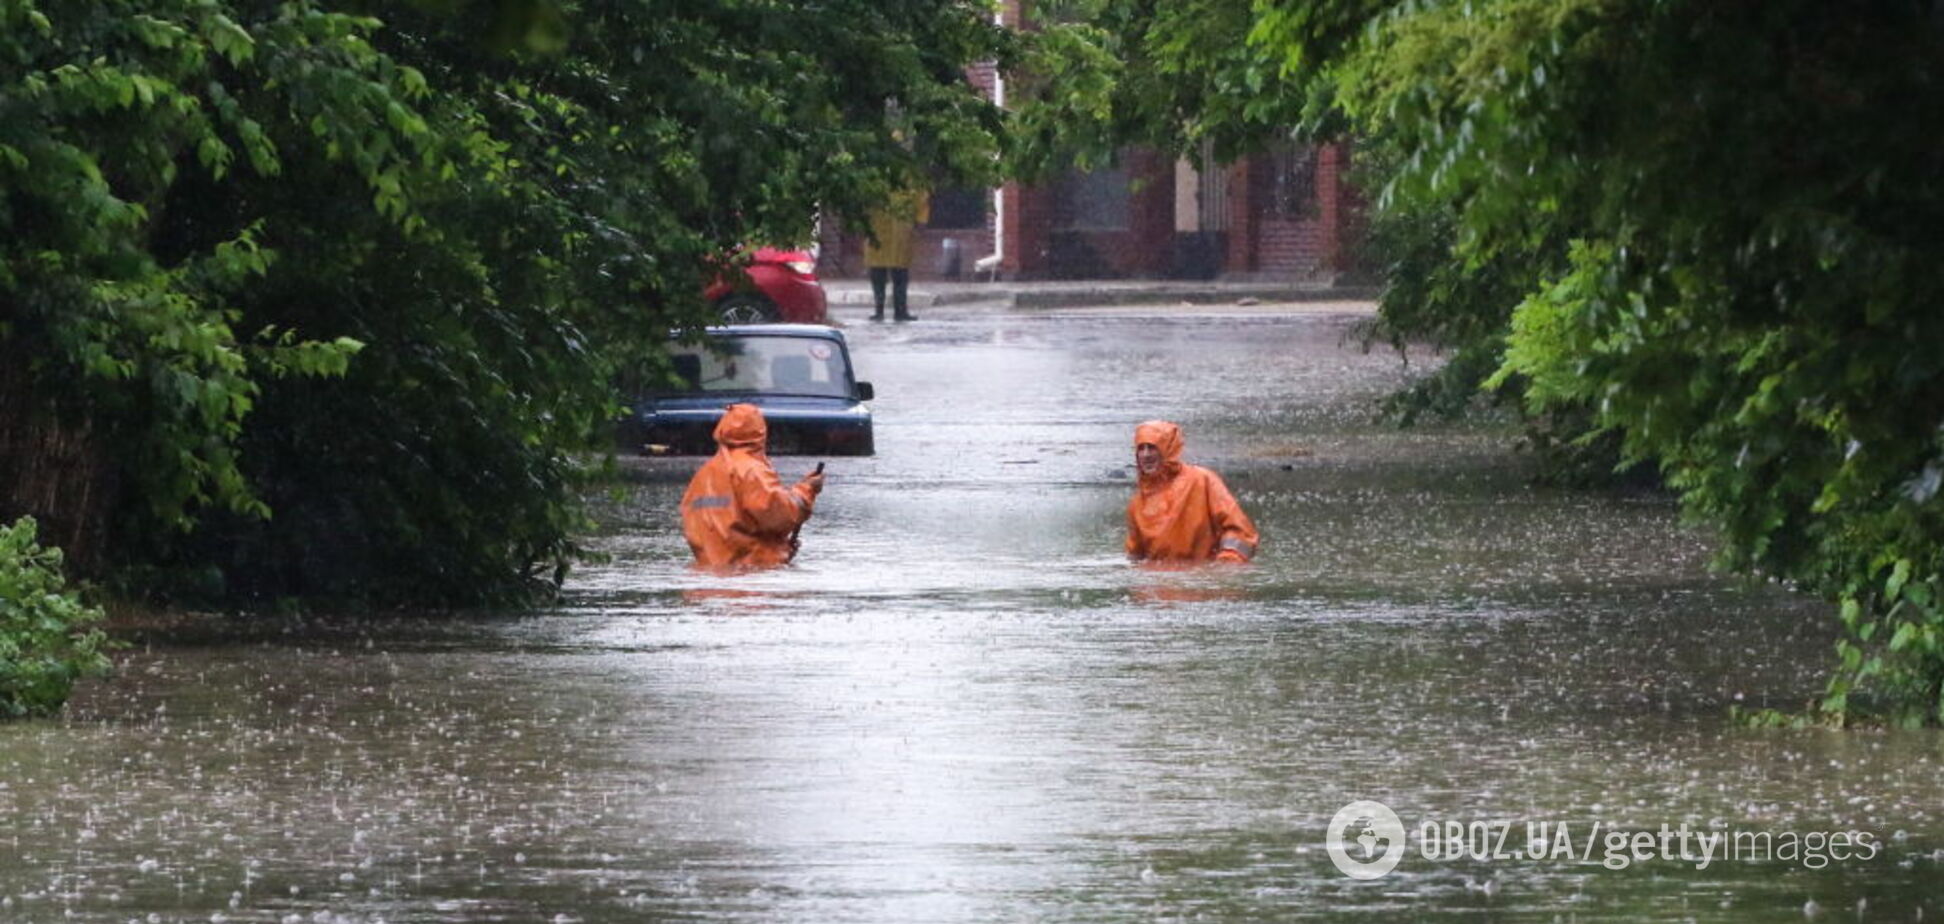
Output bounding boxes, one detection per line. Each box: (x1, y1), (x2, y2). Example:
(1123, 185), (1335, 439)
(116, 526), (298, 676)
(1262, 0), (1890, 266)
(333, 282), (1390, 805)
(696, 324), (846, 341)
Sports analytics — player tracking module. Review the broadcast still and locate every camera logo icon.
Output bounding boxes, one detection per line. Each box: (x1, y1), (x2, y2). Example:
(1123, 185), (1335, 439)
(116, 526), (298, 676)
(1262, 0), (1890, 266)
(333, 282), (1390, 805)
(1327, 800), (1407, 879)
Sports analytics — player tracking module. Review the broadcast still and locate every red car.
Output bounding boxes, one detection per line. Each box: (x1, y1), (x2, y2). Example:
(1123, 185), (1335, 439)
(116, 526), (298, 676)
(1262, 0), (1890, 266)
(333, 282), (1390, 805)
(703, 247), (828, 324)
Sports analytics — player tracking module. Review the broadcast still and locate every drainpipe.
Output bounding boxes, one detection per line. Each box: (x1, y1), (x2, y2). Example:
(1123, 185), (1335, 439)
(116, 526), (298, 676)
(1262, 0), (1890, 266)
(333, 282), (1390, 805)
(978, 8), (1005, 281)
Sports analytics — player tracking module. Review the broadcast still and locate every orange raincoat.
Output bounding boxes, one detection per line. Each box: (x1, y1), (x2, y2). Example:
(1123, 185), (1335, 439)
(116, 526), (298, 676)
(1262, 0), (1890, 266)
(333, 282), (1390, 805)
(1126, 420), (1259, 563)
(681, 404), (820, 570)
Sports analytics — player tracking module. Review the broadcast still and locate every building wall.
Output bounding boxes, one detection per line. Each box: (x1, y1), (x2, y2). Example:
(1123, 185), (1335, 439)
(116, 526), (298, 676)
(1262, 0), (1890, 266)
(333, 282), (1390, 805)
(1253, 219), (1329, 278)
(1033, 148), (1175, 279)
(824, 141), (1357, 282)
(819, 0), (1362, 283)
(1217, 141), (1355, 281)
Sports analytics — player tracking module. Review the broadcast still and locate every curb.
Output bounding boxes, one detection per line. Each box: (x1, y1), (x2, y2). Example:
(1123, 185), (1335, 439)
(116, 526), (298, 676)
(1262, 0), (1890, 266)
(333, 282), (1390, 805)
(826, 284), (1380, 309)
(1010, 285), (1380, 308)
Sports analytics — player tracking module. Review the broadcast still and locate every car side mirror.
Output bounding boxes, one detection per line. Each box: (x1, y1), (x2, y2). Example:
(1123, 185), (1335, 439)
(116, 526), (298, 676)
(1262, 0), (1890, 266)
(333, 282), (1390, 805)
(855, 381), (874, 401)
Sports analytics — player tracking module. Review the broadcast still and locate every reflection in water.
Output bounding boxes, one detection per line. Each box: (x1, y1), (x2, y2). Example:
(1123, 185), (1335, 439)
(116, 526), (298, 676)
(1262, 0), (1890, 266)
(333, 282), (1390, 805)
(1129, 562), (1253, 605)
(5, 309), (1941, 922)
(1128, 584), (1248, 605)
(679, 585), (795, 613)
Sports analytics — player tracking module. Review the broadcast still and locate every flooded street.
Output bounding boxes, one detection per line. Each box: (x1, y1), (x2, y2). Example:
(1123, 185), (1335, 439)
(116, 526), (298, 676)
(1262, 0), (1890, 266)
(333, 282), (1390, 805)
(6, 305), (1941, 922)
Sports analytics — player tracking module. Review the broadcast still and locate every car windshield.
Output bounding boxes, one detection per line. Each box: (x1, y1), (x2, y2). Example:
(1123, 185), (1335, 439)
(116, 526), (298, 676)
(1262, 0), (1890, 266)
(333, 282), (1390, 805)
(666, 335), (852, 398)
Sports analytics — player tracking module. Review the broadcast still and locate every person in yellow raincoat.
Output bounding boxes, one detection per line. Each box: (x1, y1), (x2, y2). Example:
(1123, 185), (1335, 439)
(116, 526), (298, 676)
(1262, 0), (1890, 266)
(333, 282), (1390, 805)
(863, 186), (929, 322)
(1125, 420), (1259, 563)
(681, 404), (824, 570)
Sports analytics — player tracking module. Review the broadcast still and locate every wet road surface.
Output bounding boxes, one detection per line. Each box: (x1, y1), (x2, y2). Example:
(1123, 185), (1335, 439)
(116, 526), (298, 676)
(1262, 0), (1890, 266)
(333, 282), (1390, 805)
(5, 304), (1941, 922)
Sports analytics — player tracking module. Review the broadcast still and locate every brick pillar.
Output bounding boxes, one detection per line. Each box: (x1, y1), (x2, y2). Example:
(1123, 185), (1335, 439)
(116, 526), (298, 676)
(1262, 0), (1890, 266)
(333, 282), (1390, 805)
(816, 216), (850, 277)
(1127, 149), (1175, 277)
(1002, 181), (1052, 279)
(1000, 0), (1026, 28)
(1223, 159), (1256, 275)
(1333, 141), (1367, 277)
(1318, 142), (1343, 276)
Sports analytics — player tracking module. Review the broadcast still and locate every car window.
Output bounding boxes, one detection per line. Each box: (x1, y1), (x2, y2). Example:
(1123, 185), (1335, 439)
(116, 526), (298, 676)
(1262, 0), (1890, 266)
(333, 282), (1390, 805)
(668, 336), (852, 398)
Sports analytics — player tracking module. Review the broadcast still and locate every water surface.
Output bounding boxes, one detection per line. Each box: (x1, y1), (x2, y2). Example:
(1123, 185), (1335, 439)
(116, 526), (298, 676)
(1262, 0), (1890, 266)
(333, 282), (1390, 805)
(6, 304), (1938, 922)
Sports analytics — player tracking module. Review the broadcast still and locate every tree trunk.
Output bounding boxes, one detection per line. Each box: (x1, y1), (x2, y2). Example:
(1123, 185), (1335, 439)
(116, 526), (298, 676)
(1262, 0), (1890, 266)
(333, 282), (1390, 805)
(0, 346), (117, 574)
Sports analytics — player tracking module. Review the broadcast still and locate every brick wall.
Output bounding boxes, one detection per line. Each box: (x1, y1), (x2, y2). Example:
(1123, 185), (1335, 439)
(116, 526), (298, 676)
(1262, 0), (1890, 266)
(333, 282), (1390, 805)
(965, 61), (999, 99)
(1015, 148), (1176, 279)
(1254, 219), (1329, 278)
(1219, 141), (1354, 281)
(827, 142), (1359, 282)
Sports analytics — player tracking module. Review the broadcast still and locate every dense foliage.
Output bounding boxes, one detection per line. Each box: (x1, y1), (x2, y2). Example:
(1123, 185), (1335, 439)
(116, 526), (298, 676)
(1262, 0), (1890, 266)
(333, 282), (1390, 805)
(0, 517), (111, 718)
(1342, 0), (1944, 725)
(1032, 0), (1944, 724)
(2, 0), (1009, 604)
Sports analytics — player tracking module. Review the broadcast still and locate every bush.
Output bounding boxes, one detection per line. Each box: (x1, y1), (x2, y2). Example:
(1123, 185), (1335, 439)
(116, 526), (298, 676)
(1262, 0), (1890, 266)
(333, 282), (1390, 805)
(0, 517), (112, 718)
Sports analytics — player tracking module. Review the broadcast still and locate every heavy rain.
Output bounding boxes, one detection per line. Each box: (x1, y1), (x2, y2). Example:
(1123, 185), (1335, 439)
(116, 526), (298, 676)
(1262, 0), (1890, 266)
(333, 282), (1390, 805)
(6, 304), (1939, 922)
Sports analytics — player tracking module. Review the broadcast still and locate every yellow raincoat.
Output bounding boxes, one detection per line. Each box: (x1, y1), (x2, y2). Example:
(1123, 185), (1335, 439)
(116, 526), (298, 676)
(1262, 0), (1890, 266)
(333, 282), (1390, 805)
(863, 188), (930, 269)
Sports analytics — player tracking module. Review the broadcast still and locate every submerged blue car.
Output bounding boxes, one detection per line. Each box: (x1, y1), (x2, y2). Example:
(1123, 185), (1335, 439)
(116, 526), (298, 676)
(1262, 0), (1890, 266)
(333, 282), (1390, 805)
(619, 325), (875, 456)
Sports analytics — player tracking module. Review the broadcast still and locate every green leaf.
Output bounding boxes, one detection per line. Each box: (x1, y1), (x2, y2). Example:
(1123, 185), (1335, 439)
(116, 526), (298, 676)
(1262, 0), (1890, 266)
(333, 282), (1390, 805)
(1887, 559), (1912, 601)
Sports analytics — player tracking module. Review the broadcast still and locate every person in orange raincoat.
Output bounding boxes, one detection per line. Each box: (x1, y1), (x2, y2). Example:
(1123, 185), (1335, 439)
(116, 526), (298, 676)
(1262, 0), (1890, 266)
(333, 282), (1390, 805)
(681, 404), (824, 570)
(1125, 420), (1259, 564)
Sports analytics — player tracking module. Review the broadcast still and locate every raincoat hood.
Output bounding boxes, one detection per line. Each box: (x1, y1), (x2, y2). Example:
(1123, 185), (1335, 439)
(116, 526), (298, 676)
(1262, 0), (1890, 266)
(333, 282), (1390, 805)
(1134, 420), (1184, 485)
(714, 403), (768, 452)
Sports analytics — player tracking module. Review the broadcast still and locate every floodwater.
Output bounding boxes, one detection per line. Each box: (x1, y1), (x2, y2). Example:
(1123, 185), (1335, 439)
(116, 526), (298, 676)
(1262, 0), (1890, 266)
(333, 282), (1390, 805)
(5, 304), (1941, 923)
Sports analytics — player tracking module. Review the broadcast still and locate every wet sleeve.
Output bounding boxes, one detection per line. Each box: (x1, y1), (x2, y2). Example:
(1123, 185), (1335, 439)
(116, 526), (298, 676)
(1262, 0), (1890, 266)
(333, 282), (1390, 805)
(1125, 498), (1146, 561)
(733, 461), (813, 537)
(1205, 472), (1258, 562)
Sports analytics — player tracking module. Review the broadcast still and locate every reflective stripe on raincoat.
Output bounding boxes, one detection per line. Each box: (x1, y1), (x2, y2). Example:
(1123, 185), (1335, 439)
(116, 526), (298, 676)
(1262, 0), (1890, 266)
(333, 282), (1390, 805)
(681, 404), (818, 570)
(1125, 420), (1259, 563)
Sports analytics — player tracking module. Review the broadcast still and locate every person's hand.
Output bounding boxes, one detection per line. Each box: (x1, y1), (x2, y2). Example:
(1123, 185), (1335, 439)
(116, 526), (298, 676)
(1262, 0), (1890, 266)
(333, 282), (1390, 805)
(802, 470), (825, 495)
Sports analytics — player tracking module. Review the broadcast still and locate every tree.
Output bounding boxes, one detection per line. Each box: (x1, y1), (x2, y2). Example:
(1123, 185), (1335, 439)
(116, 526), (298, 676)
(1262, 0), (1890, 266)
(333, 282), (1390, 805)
(1, 0), (1012, 604)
